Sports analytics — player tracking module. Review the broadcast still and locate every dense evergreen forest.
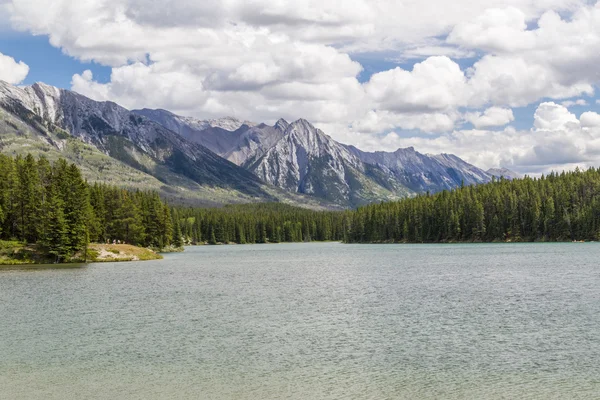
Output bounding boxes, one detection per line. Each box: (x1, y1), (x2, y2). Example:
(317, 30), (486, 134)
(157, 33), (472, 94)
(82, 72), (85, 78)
(0, 154), (175, 262)
(174, 203), (346, 244)
(0, 154), (347, 263)
(345, 168), (600, 243)
(4, 154), (600, 264)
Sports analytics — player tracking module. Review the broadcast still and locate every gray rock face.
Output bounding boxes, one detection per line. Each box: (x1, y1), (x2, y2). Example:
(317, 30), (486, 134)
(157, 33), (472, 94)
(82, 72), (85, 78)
(486, 168), (521, 180)
(133, 109), (286, 165)
(132, 109), (254, 156)
(247, 119), (367, 202)
(226, 122), (287, 166)
(346, 146), (493, 193)
(138, 108), (412, 206)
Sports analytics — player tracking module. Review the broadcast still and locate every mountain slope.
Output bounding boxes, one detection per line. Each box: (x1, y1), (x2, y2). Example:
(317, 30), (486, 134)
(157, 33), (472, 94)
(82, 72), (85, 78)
(132, 108), (287, 165)
(0, 81), (272, 202)
(226, 120), (289, 166)
(487, 168), (521, 180)
(137, 108), (498, 205)
(346, 146), (492, 193)
(132, 109), (255, 155)
(0, 81), (337, 208)
(244, 119), (413, 206)
(136, 110), (413, 206)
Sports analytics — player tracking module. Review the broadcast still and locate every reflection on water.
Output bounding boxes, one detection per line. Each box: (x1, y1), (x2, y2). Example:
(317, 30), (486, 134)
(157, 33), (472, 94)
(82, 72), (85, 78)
(1, 243), (599, 399)
(0, 263), (86, 271)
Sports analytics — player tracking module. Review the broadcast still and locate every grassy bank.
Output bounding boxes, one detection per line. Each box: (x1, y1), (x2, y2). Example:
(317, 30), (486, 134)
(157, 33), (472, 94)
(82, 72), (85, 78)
(0, 241), (163, 265)
(87, 244), (163, 262)
(0, 241), (38, 265)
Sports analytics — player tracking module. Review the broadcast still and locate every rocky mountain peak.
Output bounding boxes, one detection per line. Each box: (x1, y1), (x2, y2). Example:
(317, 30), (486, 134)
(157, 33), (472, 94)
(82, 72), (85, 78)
(291, 118), (315, 131)
(274, 118), (289, 132)
(207, 116), (255, 132)
(397, 146), (415, 153)
(30, 82), (61, 95)
(0, 79), (22, 102)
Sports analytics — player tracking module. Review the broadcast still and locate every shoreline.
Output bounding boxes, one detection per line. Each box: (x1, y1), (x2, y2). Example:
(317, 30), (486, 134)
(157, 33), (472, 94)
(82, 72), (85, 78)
(0, 242), (165, 266)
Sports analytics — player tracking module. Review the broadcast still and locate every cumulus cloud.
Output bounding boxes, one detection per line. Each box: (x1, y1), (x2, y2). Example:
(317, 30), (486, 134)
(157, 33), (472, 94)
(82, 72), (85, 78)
(5, 0), (600, 174)
(0, 52), (29, 84)
(448, 7), (533, 53)
(347, 109), (460, 135)
(465, 107), (514, 128)
(448, 6), (600, 106)
(562, 99), (588, 107)
(365, 56), (467, 113)
(580, 111), (600, 128)
(533, 102), (580, 131)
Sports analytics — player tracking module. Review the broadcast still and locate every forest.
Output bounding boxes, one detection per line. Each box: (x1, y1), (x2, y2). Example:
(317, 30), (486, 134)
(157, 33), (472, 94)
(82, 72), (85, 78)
(174, 203), (346, 245)
(0, 154), (176, 262)
(0, 154), (346, 262)
(176, 167), (600, 245)
(3, 154), (600, 264)
(345, 168), (600, 243)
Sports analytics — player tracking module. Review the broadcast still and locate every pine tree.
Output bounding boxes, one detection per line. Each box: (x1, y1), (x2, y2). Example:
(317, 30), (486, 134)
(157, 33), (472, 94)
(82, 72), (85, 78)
(171, 210), (183, 248)
(16, 154), (42, 243)
(0, 203), (4, 237)
(40, 179), (68, 263)
(162, 205), (173, 247)
(61, 163), (91, 255)
(208, 226), (217, 245)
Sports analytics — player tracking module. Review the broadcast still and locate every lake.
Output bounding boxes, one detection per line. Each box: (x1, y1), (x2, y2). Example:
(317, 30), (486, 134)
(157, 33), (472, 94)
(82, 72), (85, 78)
(1, 243), (599, 399)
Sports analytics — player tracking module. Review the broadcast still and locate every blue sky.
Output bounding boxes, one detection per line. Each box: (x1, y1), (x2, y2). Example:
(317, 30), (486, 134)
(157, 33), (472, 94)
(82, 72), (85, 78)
(0, 33), (111, 87)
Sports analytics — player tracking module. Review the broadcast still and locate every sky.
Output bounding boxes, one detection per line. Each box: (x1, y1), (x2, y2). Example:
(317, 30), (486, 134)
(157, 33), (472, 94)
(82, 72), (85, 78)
(2, 0), (600, 175)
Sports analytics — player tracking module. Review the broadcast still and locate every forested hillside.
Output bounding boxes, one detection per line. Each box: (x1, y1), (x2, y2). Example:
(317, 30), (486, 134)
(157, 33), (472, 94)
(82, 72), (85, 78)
(345, 168), (600, 243)
(0, 154), (175, 262)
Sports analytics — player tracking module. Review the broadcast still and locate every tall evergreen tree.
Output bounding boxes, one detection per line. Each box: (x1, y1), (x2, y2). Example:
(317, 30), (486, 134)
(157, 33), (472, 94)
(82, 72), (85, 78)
(40, 178), (68, 263)
(16, 154), (42, 243)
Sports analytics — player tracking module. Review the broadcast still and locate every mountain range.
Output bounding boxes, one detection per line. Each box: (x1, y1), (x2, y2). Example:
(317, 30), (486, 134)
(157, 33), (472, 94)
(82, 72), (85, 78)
(0, 80), (516, 209)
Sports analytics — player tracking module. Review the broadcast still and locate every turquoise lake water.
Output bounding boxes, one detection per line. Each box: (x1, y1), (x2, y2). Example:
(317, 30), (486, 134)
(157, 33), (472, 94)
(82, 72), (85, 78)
(1, 243), (599, 399)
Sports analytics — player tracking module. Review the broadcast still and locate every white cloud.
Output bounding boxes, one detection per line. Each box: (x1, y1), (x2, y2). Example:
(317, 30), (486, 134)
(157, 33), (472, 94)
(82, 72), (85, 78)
(392, 42), (477, 60)
(465, 107), (514, 128)
(0, 51), (29, 84)
(344, 102), (600, 175)
(365, 56), (467, 113)
(533, 102), (580, 131)
(562, 99), (588, 107)
(340, 0), (585, 53)
(448, 7), (533, 53)
(466, 55), (594, 107)
(448, 6), (600, 106)
(5, 0), (600, 175)
(347, 109), (460, 135)
(580, 111), (600, 128)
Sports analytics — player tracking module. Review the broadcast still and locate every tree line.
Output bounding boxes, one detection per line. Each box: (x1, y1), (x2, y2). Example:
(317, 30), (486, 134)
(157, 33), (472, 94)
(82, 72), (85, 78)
(345, 168), (600, 243)
(5, 154), (600, 259)
(0, 154), (178, 262)
(173, 203), (346, 245)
